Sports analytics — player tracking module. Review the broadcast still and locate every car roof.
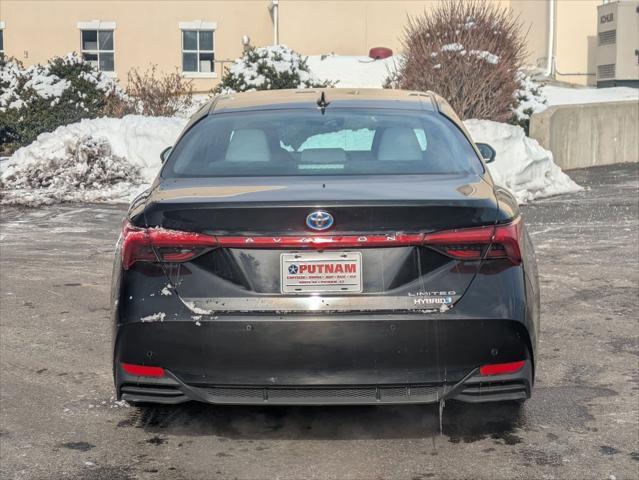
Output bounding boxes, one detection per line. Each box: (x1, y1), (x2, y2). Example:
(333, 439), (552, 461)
(207, 88), (439, 114)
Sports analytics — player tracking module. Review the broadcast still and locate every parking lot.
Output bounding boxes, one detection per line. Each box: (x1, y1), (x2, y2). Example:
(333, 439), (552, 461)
(1, 164), (637, 480)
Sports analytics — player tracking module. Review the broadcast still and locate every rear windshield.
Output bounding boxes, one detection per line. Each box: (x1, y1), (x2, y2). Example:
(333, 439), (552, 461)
(163, 109), (483, 178)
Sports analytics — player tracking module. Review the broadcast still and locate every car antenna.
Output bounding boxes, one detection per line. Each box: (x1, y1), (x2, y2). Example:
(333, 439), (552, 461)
(316, 91), (330, 115)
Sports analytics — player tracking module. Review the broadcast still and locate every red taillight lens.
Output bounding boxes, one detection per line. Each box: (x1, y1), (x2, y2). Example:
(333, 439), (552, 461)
(121, 222), (218, 270)
(121, 362), (165, 377)
(479, 360), (526, 376)
(491, 218), (522, 265)
(423, 218), (522, 265)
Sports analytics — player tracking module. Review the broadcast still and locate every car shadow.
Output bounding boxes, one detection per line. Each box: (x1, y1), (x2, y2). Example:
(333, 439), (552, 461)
(121, 400), (526, 443)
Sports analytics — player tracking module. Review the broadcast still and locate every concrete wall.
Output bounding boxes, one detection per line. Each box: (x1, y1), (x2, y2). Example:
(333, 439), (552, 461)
(530, 101), (639, 170)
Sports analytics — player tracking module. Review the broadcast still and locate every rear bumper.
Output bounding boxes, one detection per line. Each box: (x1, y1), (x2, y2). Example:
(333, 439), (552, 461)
(114, 316), (533, 405)
(117, 360), (532, 405)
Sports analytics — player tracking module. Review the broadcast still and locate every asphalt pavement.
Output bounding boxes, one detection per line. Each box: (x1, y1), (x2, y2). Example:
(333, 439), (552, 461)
(1, 164), (637, 480)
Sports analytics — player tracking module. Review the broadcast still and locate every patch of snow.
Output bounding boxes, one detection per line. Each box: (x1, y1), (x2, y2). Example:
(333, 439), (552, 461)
(542, 85), (638, 107)
(464, 119), (583, 203)
(24, 74), (70, 100)
(109, 398), (130, 408)
(468, 50), (499, 64)
(161, 286), (172, 296)
(140, 312), (166, 323)
(441, 43), (465, 53)
(464, 19), (476, 29)
(182, 300), (212, 315)
(307, 54), (399, 88)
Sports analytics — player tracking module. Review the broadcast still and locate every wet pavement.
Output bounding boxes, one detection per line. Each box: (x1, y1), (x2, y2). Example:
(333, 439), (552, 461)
(1, 164), (638, 480)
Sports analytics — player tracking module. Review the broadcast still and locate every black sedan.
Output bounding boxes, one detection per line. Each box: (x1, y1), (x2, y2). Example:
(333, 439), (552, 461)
(111, 88), (539, 405)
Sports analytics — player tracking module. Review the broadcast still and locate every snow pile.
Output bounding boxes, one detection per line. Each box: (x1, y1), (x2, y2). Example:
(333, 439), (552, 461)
(464, 119), (582, 203)
(0, 115), (186, 206)
(306, 54), (399, 88)
(1, 135), (139, 196)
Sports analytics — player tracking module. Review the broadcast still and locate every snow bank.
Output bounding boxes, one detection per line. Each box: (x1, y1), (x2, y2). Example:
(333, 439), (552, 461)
(464, 119), (582, 203)
(0, 115), (186, 206)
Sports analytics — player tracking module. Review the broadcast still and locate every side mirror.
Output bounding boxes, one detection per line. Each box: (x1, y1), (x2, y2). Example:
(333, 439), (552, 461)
(475, 143), (496, 163)
(160, 146), (173, 163)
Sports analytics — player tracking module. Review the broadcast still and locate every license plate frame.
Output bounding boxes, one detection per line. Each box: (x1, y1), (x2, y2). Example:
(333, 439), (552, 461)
(280, 251), (363, 294)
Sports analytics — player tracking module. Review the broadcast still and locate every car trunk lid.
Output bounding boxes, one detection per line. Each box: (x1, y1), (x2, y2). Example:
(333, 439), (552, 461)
(137, 174), (501, 314)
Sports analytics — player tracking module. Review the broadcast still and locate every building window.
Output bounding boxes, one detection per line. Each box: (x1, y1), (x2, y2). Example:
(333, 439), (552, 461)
(0, 21), (5, 55)
(179, 21), (217, 76)
(77, 21), (116, 72)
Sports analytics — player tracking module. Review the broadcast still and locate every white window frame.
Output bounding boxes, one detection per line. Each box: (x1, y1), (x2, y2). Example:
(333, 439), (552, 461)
(77, 21), (116, 74)
(179, 21), (217, 78)
(0, 21), (5, 55)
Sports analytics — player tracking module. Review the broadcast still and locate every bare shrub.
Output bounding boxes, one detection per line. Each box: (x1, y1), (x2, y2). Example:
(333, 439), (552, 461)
(126, 65), (194, 116)
(388, 0), (527, 122)
(102, 94), (135, 118)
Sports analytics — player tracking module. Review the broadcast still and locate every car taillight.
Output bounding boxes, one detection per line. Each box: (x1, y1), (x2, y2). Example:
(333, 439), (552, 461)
(479, 360), (526, 376)
(121, 221), (218, 270)
(121, 362), (165, 377)
(423, 218), (522, 265)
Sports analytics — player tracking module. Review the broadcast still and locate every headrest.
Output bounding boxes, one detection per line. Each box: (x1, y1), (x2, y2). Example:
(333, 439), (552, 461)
(377, 127), (422, 161)
(225, 129), (271, 162)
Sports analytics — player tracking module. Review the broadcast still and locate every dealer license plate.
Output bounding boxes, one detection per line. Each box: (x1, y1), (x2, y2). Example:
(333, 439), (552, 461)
(280, 252), (362, 294)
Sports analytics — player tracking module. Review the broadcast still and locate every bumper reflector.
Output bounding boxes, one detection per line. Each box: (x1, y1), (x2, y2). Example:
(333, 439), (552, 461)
(121, 363), (165, 377)
(479, 360), (525, 376)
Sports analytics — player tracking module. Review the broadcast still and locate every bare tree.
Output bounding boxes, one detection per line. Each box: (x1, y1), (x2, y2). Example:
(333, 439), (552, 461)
(388, 0), (528, 122)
